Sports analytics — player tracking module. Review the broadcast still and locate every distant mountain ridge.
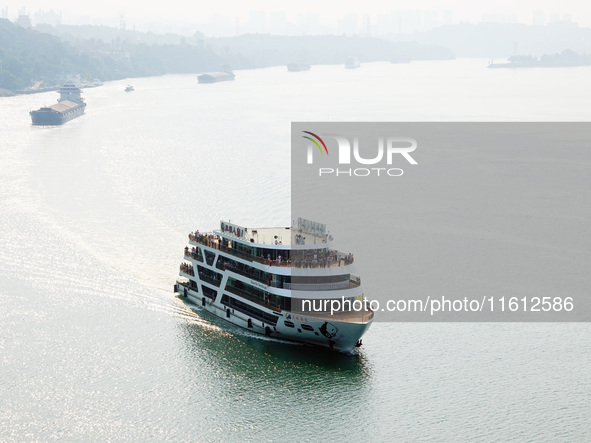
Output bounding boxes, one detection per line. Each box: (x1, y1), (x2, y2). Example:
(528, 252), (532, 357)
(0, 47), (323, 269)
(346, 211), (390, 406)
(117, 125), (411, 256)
(207, 34), (453, 68)
(3, 18), (591, 95)
(385, 22), (591, 58)
(0, 19), (455, 94)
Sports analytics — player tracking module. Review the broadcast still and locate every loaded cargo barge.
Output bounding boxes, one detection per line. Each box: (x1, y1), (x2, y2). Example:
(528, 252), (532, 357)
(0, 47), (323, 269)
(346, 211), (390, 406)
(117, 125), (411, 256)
(30, 83), (86, 126)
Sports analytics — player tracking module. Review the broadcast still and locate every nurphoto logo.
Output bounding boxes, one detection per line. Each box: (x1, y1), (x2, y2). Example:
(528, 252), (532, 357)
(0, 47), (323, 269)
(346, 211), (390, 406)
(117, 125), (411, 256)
(303, 130), (418, 177)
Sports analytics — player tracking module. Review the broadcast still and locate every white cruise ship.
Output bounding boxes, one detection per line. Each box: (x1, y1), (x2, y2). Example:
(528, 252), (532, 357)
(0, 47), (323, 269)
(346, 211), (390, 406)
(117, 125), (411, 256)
(174, 218), (374, 352)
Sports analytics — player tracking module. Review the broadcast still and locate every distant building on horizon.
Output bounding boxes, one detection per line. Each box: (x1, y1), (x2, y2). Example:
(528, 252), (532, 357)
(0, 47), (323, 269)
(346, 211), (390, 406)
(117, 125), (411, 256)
(16, 14), (31, 28)
(533, 10), (546, 26)
(33, 9), (61, 26)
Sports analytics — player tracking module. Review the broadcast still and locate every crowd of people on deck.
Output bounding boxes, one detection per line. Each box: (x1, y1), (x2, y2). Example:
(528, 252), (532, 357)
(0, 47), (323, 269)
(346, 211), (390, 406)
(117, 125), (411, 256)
(185, 245), (204, 260)
(264, 254), (286, 266)
(179, 262), (194, 276)
(189, 231), (220, 249)
(186, 230), (354, 269)
(292, 250), (354, 268)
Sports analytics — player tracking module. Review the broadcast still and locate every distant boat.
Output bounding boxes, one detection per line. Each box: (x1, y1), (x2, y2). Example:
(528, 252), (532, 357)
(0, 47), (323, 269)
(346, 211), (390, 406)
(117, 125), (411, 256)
(487, 61), (514, 69)
(488, 55), (538, 69)
(124, 85), (134, 92)
(287, 63), (311, 72)
(198, 70), (236, 83)
(30, 83), (86, 126)
(486, 52), (588, 69)
(81, 79), (103, 88)
(345, 56), (360, 69)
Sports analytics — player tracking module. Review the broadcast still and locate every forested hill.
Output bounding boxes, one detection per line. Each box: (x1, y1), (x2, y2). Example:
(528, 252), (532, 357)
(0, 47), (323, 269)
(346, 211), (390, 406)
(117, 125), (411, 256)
(0, 19), (223, 94)
(0, 19), (454, 95)
(0, 18), (84, 93)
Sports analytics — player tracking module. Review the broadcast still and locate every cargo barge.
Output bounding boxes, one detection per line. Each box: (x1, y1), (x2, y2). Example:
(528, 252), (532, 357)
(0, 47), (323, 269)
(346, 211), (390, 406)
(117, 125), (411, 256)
(287, 63), (311, 72)
(197, 70), (236, 83)
(30, 83), (86, 126)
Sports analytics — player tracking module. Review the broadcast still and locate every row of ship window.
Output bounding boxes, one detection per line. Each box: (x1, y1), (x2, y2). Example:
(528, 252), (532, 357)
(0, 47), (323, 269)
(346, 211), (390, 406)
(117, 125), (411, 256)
(184, 282), (321, 335)
(183, 281), (330, 337)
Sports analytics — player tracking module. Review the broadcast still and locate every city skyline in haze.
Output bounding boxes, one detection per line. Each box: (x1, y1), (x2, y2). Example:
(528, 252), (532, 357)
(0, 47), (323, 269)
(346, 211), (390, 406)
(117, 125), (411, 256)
(2, 0), (590, 36)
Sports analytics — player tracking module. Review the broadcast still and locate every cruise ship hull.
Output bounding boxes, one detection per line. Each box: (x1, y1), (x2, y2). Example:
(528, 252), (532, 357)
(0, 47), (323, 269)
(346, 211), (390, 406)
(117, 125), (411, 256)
(177, 285), (372, 352)
(176, 220), (373, 353)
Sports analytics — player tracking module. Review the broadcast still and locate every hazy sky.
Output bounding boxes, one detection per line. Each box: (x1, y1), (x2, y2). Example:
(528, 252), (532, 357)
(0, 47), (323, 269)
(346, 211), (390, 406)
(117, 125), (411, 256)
(3, 0), (591, 32)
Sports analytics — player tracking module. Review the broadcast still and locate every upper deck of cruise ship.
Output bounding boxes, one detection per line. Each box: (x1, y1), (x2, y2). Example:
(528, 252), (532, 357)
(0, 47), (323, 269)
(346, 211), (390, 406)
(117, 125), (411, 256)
(188, 219), (354, 269)
(215, 218), (332, 248)
(242, 227), (332, 247)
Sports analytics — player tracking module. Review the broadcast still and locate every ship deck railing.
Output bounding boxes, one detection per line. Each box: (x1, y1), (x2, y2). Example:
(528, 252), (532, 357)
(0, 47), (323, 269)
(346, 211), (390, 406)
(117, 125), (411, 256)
(176, 280), (198, 291)
(181, 277), (263, 309)
(197, 272), (222, 287)
(217, 264), (284, 288)
(184, 249), (204, 262)
(177, 278), (373, 324)
(189, 233), (354, 268)
(284, 278), (361, 291)
(225, 284), (273, 309)
(179, 264), (194, 276)
(218, 262), (361, 291)
(226, 280), (374, 323)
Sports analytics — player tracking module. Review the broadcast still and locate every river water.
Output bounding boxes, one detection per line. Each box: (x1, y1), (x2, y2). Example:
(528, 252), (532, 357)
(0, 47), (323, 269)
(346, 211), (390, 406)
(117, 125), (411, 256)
(0, 60), (589, 441)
